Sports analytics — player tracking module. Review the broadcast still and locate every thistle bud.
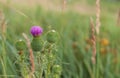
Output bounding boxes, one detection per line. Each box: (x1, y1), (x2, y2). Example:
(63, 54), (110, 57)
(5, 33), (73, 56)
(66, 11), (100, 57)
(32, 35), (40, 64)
(53, 65), (62, 75)
(46, 30), (59, 43)
(31, 37), (43, 51)
(15, 40), (26, 51)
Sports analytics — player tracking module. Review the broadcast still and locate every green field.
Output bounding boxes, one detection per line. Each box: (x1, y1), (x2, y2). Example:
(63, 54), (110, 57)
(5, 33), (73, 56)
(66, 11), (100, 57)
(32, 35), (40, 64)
(0, 0), (120, 78)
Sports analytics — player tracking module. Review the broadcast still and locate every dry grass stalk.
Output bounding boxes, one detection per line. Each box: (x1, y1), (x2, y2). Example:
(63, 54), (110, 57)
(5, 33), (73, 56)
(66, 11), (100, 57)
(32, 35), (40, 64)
(0, 11), (7, 39)
(22, 33), (35, 77)
(1, 19), (7, 36)
(62, 0), (67, 12)
(90, 17), (96, 64)
(0, 10), (5, 21)
(95, 0), (101, 35)
(117, 9), (120, 26)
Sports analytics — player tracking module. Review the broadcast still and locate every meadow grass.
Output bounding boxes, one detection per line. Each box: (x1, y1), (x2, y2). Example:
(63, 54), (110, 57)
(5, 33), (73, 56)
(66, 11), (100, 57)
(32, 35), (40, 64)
(0, 0), (120, 78)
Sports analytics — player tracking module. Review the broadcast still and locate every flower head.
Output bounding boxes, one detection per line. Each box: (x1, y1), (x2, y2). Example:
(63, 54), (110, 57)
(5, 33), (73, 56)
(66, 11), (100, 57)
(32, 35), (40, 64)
(30, 26), (43, 37)
(100, 38), (109, 46)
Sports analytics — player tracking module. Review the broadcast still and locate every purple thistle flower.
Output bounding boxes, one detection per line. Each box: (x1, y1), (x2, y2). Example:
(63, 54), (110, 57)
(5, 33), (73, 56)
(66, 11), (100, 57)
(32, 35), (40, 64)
(30, 26), (43, 37)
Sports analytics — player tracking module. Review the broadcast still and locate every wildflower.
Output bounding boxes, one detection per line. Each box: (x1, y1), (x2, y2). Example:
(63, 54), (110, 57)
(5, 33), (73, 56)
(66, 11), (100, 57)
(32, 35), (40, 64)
(100, 47), (107, 55)
(100, 38), (109, 46)
(30, 26), (43, 51)
(46, 30), (59, 43)
(30, 26), (43, 37)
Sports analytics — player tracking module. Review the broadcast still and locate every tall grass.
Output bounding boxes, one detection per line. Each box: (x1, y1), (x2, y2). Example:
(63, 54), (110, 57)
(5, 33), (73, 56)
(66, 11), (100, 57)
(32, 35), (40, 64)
(0, 0), (120, 78)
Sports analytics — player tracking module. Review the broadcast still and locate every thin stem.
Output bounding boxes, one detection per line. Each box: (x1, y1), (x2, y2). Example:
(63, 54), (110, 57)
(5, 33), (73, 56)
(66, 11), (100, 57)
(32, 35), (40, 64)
(62, 0), (67, 12)
(36, 52), (43, 78)
(96, 37), (100, 78)
(22, 33), (35, 77)
(0, 56), (7, 78)
(2, 38), (7, 78)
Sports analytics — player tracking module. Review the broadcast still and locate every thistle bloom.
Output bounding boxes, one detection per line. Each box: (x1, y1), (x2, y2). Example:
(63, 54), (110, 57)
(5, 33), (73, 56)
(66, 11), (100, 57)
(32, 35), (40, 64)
(30, 26), (43, 37)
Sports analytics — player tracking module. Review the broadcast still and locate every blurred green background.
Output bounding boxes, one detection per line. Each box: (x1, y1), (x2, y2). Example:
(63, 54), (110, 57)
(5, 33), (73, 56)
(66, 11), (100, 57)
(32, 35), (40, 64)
(0, 0), (120, 78)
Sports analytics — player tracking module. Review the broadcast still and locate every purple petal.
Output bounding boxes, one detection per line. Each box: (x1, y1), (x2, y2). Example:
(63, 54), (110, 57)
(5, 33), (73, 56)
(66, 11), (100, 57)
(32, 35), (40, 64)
(30, 26), (43, 37)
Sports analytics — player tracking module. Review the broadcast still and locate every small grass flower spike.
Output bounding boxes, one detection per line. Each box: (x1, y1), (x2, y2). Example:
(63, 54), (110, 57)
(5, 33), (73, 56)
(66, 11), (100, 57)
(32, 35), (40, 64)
(30, 26), (43, 51)
(30, 26), (43, 37)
